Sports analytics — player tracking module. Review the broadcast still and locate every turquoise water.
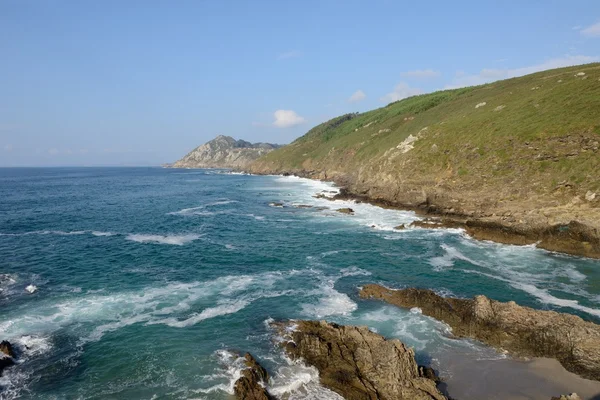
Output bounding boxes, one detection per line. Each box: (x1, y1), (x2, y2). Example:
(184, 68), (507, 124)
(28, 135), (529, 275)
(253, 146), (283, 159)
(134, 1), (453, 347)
(1, 167), (599, 399)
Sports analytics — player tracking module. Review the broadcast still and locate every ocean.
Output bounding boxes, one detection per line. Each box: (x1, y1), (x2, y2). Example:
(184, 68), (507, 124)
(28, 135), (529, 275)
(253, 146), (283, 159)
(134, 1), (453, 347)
(1, 167), (599, 399)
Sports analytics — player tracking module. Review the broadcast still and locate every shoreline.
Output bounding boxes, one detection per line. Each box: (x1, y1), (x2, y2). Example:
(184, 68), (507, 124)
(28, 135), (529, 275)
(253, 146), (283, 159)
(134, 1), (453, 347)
(251, 170), (600, 260)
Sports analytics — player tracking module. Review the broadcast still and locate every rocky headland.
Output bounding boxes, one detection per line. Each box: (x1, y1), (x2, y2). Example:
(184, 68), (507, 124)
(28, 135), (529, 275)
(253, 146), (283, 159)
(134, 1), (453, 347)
(170, 135), (280, 169)
(359, 284), (600, 381)
(248, 64), (600, 258)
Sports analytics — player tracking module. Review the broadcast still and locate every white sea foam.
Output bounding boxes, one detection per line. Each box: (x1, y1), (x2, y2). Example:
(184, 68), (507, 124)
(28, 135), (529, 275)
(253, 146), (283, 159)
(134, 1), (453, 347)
(0, 272), (287, 343)
(460, 269), (600, 318)
(126, 234), (201, 245)
(91, 231), (114, 237)
(168, 200), (238, 216)
(25, 285), (37, 294)
(0, 230), (87, 237)
(301, 282), (357, 318)
(511, 282), (600, 318)
(195, 350), (246, 395)
(269, 356), (344, 400)
(155, 299), (250, 328)
(428, 243), (485, 271)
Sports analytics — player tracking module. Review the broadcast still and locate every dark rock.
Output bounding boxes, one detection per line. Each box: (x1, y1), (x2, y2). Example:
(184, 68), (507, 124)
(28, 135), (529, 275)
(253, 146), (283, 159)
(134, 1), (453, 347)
(233, 353), (274, 400)
(0, 340), (15, 377)
(0, 341), (15, 358)
(360, 284), (600, 381)
(271, 320), (447, 400)
(269, 202), (284, 208)
(336, 208), (354, 215)
(418, 365), (440, 383)
(394, 224), (406, 230)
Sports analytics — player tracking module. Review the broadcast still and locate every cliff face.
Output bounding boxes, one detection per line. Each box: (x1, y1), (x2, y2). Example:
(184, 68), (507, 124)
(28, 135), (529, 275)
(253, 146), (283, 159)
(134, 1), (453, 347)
(172, 135), (280, 169)
(249, 63), (600, 258)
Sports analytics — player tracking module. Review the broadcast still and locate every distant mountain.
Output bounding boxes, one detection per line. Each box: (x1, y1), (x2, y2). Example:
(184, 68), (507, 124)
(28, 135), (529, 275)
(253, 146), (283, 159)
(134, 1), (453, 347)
(170, 135), (281, 169)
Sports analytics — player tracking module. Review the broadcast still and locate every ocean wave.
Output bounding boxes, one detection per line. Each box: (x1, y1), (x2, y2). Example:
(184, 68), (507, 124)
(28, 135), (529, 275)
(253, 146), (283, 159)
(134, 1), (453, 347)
(125, 234), (201, 245)
(459, 269), (600, 318)
(428, 243), (486, 271)
(300, 282), (357, 318)
(0, 230), (115, 238)
(269, 355), (344, 400)
(168, 200), (238, 216)
(0, 272), (288, 345)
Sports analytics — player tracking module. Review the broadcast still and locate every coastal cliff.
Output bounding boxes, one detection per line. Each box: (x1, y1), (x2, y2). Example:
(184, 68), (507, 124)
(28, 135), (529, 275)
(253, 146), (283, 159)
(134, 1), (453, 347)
(248, 64), (600, 258)
(171, 135), (280, 169)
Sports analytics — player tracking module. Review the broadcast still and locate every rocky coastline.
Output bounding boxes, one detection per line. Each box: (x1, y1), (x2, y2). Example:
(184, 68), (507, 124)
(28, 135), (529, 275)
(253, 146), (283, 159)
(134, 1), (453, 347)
(359, 284), (600, 381)
(229, 315), (596, 400)
(247, 170), (600, 259)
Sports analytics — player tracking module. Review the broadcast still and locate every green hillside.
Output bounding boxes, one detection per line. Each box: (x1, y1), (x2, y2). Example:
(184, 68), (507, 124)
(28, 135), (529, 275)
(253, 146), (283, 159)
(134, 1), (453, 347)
(250, 63), (600, 256)
(254, 63), (599, 191)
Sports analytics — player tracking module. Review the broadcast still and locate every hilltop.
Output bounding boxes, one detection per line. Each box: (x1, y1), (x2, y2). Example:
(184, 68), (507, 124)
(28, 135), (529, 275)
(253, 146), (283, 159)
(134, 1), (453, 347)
(250, 63), (600, 258)
(171, 135), (280, 169)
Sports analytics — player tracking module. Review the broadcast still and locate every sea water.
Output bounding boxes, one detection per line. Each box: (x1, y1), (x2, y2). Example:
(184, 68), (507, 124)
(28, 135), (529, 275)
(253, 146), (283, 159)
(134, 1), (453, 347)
(0, 167), (599, 399)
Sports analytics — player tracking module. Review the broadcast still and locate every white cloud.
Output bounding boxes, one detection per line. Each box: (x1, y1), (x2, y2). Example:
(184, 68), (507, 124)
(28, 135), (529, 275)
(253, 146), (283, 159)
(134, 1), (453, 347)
(401, 69), (441, 79)
(380, 82), (423, 103)
(48, 148), (59, 155)
(272, 110), (306, 128)
(348, 90), (366, 103)
(277, 50), (303, 60)
(445, 55), (600, 89)
(581, 21), (600, 37)
(3, 144), (13, 152)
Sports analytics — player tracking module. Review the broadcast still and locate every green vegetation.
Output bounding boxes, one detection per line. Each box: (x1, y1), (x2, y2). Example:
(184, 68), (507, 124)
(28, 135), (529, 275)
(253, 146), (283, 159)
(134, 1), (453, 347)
(253, 63), (600, 196)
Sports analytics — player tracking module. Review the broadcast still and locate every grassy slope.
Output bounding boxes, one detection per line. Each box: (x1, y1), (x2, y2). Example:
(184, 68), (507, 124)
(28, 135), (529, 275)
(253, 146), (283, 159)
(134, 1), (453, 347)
(252, 64), (600, 211)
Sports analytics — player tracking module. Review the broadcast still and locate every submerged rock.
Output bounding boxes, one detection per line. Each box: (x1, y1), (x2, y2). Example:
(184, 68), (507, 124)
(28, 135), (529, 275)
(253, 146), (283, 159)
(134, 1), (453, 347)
(271, 320), (447, 400)
(0, 340), (15, 376)
(233, 353), (273, 400)
(336, 208), (355, 215)
(359, 284), (600, 381)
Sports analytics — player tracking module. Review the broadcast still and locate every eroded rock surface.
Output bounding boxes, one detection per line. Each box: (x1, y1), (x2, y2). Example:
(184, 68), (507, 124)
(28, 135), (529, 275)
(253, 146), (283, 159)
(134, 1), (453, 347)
(359, 284), (600, 381)
(233, 352), (273, 400)
(271, 320), (446, 400)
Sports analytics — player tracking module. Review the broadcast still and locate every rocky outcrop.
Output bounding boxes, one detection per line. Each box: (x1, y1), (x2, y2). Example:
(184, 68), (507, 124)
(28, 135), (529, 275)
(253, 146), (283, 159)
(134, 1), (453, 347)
(172, 135), (280, 169)
(359, 284), (600, 381)
(336, 208), (355, 215)
(233, 353), (274, 400)
(271, 320), (447, 400)
(0, 340), (15, 376)
(551, 394), (582, 400)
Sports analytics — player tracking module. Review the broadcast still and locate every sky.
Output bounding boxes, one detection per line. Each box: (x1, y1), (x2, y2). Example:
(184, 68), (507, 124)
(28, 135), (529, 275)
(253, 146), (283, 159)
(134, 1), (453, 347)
(1, 0), (600, 166)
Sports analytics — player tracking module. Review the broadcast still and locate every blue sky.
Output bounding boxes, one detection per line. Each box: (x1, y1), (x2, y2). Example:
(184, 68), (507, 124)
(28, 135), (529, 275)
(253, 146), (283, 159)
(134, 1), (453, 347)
(1, 0), (599, 166)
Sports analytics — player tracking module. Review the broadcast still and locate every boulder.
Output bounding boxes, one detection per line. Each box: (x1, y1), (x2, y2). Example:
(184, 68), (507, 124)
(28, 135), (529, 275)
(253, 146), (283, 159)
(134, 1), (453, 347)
(233, 353), (273, 400)
(271, 320), (447, 400)
(336, 208), (355, 215)
(359, 284), (600, 381)
(394, 224), (406, 230)
(0, 340), (15, 377)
